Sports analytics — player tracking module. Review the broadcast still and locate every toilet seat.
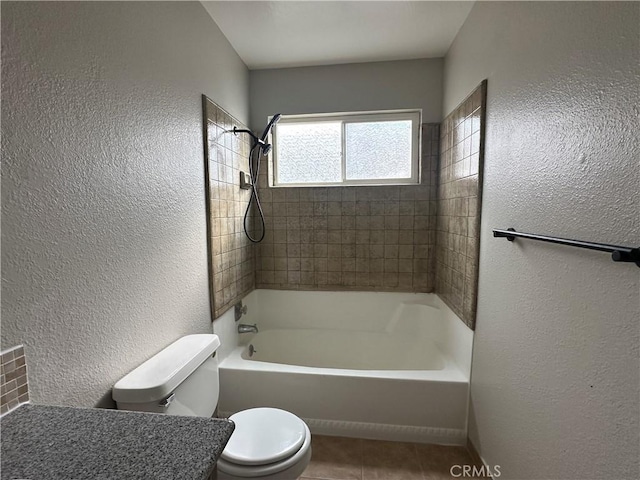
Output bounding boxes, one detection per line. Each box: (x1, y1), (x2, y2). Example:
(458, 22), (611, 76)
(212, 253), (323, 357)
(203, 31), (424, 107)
(222, 408), (306, 465)
(217, 408), (311, 478)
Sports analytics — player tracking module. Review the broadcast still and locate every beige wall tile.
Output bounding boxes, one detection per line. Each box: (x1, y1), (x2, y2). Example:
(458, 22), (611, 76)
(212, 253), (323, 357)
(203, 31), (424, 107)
(434, 82), (486, 329)
(203, 98), (256, 319)
(1, 346), (29, 412)
(254, 124), (438, 293)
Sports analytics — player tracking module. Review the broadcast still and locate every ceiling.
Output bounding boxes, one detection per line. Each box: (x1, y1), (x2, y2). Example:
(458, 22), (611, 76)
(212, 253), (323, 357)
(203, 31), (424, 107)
(202, 1), (475, 70)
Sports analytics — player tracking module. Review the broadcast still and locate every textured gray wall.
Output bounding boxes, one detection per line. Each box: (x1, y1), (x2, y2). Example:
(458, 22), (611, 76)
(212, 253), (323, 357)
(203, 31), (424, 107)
(444, 2), (639, 478)
(1, 1), (249, 407)
(249, 58), (443, 131)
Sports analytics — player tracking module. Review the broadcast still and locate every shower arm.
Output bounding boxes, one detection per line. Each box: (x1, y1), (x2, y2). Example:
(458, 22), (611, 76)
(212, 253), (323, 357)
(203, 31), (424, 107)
(233, 127), (268, 149)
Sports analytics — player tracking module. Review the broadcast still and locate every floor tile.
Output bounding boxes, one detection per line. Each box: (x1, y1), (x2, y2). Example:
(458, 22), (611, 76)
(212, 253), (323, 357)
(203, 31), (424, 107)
(362, 439), (423, 480)
(416, 444), (484, 479)
(301, 434), (484, 480)
(302, 435), (363, 480)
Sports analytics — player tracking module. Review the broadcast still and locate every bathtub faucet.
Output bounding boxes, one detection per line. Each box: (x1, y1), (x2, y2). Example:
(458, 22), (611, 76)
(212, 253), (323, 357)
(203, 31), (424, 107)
(238, 323), (259, 334)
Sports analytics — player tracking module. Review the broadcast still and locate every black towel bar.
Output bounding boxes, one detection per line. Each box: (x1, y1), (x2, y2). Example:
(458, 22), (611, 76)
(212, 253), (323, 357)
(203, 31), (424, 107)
(493, 228), (640, 267)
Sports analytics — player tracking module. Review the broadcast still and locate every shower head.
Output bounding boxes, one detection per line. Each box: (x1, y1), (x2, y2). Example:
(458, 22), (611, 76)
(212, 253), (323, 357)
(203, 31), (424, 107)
(260, 113), (282, 142)
(257, 113), (281, 155)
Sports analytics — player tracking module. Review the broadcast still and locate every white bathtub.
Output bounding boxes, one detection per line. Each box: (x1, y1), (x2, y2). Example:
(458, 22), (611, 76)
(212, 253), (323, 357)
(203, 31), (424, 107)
(215, 290), (474, 445)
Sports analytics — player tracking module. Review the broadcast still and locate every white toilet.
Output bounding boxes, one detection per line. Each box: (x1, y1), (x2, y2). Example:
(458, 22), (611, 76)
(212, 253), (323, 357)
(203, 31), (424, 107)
(112, 334), (312, 480)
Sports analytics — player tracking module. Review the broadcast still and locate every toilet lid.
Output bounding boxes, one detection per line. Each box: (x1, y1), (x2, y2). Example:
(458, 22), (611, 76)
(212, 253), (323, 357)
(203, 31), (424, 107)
(221, 408), (307, 466)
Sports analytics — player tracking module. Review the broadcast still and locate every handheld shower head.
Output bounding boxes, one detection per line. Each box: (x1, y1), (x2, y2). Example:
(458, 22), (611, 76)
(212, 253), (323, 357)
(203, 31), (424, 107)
(260, 113), (282, 142)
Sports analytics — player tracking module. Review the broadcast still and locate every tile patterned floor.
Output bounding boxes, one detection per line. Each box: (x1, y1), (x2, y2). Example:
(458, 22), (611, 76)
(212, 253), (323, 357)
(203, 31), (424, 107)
(300, 435), (484, 480)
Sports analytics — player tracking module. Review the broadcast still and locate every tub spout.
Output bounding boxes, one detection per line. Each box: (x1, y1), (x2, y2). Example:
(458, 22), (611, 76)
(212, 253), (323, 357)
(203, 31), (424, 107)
(238, 323), (259, 334)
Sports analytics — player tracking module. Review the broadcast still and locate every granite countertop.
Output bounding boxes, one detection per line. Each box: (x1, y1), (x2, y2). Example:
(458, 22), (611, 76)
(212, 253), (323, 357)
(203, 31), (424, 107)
(1, 404), (235, 480)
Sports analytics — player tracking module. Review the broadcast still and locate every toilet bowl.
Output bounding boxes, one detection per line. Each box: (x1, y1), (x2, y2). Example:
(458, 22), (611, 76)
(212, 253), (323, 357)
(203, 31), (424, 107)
(112, 334), (312, 480)
(217, 408), (312, 480)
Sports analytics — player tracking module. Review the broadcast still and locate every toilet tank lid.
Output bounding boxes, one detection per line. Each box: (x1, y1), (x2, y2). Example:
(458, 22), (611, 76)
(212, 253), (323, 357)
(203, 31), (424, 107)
(112, 334), (220, 404)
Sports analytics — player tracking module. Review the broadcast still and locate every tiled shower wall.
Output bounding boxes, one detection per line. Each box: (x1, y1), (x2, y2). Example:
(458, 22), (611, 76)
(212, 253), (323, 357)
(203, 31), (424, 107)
(253, 124), (439, 292)
(203, 97), (256, 319)
(204, 94), (485, 326)
(1, 346), (29, 414)
(435, 81), (486, 329)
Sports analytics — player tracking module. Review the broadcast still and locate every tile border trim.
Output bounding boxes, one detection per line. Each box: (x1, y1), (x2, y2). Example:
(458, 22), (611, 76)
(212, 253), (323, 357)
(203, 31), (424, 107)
(0, 345), (24, 356)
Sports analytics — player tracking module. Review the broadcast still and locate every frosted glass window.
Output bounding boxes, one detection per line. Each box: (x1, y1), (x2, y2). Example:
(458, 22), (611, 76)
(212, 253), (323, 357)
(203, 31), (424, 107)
(345, 121), (413, 180)
(272, 110), (420, 186)
(275, 122), (342, 184)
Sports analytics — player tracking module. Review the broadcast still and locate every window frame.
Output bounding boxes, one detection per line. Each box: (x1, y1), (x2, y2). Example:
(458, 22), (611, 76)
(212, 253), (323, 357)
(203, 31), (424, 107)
(269, 109), (422, 187)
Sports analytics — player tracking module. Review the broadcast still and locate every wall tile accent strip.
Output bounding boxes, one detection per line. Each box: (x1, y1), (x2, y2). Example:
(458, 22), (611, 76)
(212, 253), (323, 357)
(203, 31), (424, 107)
(254, 124), (439, 292)
(203, 96), (255, 319)
(1, 345), (29, 415)
(435, 81), (487, 329)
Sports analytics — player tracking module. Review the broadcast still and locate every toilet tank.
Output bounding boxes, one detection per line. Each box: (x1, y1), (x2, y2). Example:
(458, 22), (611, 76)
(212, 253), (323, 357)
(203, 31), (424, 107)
(112, 334), (221, 418)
